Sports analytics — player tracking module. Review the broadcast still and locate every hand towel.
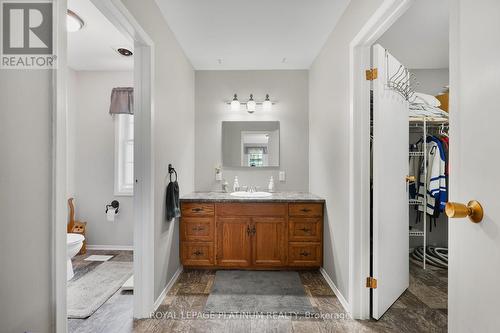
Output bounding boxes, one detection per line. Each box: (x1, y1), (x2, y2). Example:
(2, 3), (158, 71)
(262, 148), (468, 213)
(166, 180), (180, 221)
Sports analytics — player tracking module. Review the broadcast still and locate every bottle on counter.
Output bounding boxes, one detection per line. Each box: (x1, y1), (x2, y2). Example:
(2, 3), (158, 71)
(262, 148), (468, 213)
(268, 176), (275, 193)
(222, 179), (229, 193)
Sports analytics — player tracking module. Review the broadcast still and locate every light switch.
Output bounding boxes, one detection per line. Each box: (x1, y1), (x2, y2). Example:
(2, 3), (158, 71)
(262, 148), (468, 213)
(279, 171), (286, 182)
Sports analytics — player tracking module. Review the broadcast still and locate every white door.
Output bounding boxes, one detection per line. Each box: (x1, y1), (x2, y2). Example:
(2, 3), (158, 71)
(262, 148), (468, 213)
(371, 44), (409, 319)
(449, 1), (500, 332)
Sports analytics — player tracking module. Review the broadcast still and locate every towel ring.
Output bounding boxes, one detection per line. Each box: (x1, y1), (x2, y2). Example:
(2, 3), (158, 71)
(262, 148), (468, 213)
(168, 164), (177, 182)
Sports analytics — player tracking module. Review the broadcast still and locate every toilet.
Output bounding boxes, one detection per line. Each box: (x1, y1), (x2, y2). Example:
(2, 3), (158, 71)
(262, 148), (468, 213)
(67, 233), (85, 281)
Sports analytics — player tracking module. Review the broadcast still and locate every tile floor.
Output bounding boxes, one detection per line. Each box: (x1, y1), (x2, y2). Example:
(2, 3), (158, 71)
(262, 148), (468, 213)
(68, 252), (447, 333)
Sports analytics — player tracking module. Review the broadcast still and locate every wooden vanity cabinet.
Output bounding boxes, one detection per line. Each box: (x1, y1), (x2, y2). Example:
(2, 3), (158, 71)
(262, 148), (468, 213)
(180, 201), (323, 269)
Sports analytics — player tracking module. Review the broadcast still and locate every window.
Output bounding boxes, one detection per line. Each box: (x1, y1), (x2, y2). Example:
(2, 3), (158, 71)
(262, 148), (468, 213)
(114, 114), (134, 195)
(247, 147), (265, 167)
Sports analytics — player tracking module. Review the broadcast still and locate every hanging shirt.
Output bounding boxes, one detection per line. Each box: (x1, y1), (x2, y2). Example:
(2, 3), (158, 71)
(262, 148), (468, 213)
(417, 136), (447, 215)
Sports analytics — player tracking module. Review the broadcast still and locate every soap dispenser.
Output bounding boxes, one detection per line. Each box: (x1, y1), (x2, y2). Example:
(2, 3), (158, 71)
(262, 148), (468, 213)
(268, 176), (275, 193)
(233, 176), (240, 192)
(222, 179), (229, 193)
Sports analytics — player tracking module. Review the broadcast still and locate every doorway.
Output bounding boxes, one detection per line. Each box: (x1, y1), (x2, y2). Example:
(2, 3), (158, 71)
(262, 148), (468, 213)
(66, 0), (135, 329)
(348, 0), (449, 324)
(53, 0), (154, 331)
(369, 0), (449, 321)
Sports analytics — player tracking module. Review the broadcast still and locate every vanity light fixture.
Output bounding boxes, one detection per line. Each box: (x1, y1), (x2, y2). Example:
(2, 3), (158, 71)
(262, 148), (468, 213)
(231, 94), (240, 111)
(262, 94), (272, 111)
(67, 10), (84, 32)
(246, 94), (256, 113)
(227, 94), (275, 113)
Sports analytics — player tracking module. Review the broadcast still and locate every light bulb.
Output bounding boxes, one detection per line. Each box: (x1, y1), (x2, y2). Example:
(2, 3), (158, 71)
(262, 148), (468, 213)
(263, 94), (272, 111)
(67, 10), (84, 32)
(230, 94), (240, 111)
(247, 94), (256, 113)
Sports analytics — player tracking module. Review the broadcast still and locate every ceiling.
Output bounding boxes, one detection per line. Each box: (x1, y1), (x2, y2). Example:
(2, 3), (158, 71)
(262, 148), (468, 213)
(68, 0), (133, 71)
(376, 0), (449, 69)
(154, 0), (350, 70)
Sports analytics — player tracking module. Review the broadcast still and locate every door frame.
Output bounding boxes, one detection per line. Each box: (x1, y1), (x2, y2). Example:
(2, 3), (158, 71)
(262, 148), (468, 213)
(52, 0), (155, 331)
(348, 0), (413, 319)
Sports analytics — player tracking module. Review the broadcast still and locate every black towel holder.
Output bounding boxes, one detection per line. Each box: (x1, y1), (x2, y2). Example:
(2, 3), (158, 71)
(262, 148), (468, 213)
(168, 164), (177, 182)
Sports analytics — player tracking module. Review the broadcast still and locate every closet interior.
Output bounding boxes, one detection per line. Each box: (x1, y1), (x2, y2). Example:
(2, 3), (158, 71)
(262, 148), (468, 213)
(408, 107), (449, 269)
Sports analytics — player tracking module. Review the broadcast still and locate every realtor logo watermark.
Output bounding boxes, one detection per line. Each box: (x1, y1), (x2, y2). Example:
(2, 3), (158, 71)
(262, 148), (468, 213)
(1, 1), (57, 69)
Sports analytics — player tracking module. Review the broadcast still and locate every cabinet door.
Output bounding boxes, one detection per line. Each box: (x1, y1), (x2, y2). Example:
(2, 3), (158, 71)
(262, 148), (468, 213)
(252, 217), (286, 267)
(216, 217), (252, 267)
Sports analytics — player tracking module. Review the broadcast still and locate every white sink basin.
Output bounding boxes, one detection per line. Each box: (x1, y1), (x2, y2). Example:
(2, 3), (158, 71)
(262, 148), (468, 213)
(230, 191), (273, 198)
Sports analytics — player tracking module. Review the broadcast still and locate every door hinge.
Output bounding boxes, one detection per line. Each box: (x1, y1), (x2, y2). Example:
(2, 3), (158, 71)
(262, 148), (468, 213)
(366, 277), (378, 289)
(365, 68), (378, 81)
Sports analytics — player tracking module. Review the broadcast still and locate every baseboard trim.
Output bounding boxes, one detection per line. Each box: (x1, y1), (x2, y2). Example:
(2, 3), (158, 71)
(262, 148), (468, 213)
(153, 266), (183, 311)
(86, 244), (134, 251)
(320, 267), (351, 314)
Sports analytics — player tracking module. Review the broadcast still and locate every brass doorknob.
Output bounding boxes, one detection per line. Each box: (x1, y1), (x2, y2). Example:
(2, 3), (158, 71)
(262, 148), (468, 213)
(445, 200), (484, 223)
(406, 175), (416, 182)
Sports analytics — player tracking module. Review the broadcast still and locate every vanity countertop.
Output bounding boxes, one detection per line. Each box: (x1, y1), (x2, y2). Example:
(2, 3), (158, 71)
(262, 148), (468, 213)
(180, 191), (325, 203)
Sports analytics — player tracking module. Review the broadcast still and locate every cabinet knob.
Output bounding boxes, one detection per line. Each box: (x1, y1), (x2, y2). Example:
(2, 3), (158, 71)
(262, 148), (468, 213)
(299, 227), (311, 233)
(192, 226), (205, 231)
(300, 208), (311, 213)
(193, 250), (203, 256)
(192, 207), (203, 212)
(299, 251), (311, 257)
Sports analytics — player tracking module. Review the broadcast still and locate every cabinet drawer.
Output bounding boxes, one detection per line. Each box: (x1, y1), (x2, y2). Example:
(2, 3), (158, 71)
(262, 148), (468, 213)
(289, 203), (323, 217)
(182, 242), (214, 266)
(181, 217), (214, 241)
(217, 203), (286, 216)
(181, 203), (215, 217)
(289, 218), (322, 242)
(288, 242), (322, 267)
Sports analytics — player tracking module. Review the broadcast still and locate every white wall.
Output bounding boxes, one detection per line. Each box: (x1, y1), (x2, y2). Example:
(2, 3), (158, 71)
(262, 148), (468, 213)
(122, 0), (195, 300)
(0, 72), (53, 332)
(195, 70), (309, 191)
(309, 0), (384, 304)
(68, 70), (134, 247)
(410, 68), (449, 96)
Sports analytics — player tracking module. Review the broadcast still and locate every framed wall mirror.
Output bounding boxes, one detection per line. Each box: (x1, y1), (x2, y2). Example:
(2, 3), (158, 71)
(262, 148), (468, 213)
(222, 121), (280, 168)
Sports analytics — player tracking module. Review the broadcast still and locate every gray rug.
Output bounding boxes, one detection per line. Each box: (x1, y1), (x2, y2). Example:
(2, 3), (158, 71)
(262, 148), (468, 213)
(67, 261), (133, 319)
(204, 270), (317, 315)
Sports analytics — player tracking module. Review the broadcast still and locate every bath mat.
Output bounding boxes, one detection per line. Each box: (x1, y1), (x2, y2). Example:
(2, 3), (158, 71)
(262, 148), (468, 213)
(84, 255), (114, 262)
(67, 261), (133, 318)
(204, 270), (317, 315)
